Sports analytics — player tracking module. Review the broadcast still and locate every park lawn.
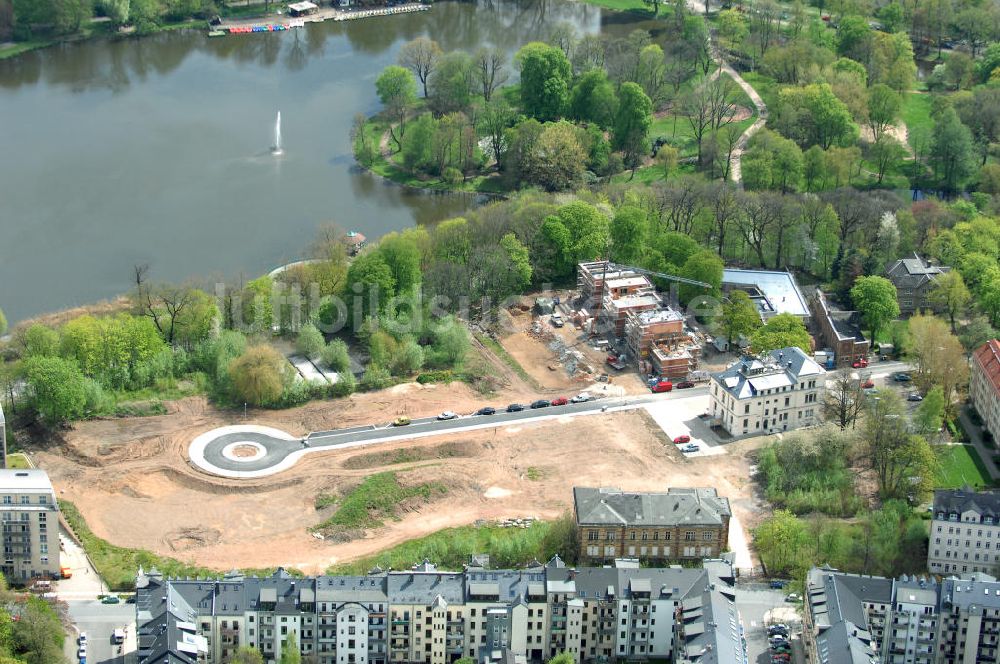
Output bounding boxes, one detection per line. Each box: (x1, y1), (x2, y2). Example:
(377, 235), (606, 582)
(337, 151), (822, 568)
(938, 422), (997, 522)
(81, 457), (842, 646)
(902, 92), (934, 153)
(580, 0), (653, 13)
(741, 71), (780, 110)
(936, 444), (994, 490)
(874, 319), (910, 347)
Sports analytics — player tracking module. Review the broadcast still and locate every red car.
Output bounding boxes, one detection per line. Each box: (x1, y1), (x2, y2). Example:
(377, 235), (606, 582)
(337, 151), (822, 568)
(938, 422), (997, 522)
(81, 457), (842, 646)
(862, 378), (875, 389)
(673, 435), (691, 444)
(551, 396), (568, 406)
(651, 381), (673, 393)
(852, 359), (869, 368)
(675, 381), (695, 389)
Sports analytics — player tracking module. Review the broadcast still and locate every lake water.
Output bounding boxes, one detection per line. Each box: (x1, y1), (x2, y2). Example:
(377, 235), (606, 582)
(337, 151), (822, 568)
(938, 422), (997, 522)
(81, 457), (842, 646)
(0, 0), (654, 323)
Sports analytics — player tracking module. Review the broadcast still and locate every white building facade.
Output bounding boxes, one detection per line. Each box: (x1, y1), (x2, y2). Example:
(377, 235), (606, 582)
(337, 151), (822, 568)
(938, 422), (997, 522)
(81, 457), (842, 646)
(0, 469), (59, 581)
(709, 346), (825, 437)
(927, 488), (1000, 576)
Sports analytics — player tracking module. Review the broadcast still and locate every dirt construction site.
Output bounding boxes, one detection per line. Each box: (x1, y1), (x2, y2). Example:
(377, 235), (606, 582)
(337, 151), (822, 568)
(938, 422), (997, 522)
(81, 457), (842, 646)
(31, 308), (766, 575)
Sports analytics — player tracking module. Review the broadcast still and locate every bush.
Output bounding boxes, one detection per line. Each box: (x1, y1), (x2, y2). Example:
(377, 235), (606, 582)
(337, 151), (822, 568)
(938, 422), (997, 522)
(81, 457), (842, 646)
(228, 345), (291, 407)
(296, 323), (325, 358)
(321, 339), (351, 372)
(329, 372), (356, 397)
(417, 370), (454, 384)
(361, 364), (392, 391)
(443, 167), (463, 185)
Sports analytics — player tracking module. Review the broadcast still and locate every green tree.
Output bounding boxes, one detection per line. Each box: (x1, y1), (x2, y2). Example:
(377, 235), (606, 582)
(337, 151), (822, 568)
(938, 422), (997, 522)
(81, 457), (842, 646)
(835, 15), (871, 60)
(516, 42), (572, 121)
(376, 65), (418, 151)
(850, 275), (899, 343)
(752, 510), (809, 577)
(547, 654), (575, 664)
(569, 69), (618, 129)
(775, 83), (858, 149)
(228, 345), (289, 407)
(16, 324), (59, 358)
(523, 121), (586, 191)
(876, 2), (904, 32)
(928, 270), (971, 332)
(612, 82), (653, 168)
(296, 323), (325, 358)
(717, 290), (762, 347)
(869, 31), (916, 94)
(0, 307), (6, 337)
(428, 51), (472, 116)
(361, 363), (392, 390)
(22, 356), (86, 424)
(866, 84), (901, 143)
(346, 252), (397, 330)
(13, 597), (64, 664)
(678, 250), (723, 307)
(231, 647), (265, 664)
(610, 206), (648, 265)
(321, 339), (351, 372)
(930, 107), (976, 193)
(864, 391), (938, 500)
(280, 633), (302, 664)
(428, 316), (469, 368)
(500, 233), (533, 292)
(870, 135), (906, 184)
(749, 313), (812, 354)
(913, 386), (945, 436)
(377, 231), (423, 294)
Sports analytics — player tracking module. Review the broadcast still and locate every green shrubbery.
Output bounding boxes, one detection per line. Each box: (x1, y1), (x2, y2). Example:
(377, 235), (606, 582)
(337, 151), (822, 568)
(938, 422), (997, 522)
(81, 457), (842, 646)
(313, 472), (447, 536)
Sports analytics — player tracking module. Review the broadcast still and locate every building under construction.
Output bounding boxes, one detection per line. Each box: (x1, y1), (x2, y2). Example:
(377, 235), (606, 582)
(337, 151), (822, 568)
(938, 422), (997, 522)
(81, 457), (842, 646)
(625, 308), (703, 379)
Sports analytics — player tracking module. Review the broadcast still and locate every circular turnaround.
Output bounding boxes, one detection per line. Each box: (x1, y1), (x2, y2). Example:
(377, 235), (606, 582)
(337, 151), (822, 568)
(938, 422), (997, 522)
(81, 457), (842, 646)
(188, 425), (304, 479)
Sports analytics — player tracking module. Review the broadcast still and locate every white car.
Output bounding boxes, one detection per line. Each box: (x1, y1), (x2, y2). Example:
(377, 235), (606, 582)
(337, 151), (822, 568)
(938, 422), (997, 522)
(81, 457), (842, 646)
(78, 632), (87, 645)
(436, 411), (458, 420)
(680, 443), (700, 453)
(570, 392), (593, 403)
(77, 646), (87, 659)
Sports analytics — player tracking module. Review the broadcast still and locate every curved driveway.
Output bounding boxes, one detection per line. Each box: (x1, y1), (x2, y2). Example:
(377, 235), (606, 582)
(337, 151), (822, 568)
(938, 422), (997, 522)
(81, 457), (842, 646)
(188, 389), (708, 479)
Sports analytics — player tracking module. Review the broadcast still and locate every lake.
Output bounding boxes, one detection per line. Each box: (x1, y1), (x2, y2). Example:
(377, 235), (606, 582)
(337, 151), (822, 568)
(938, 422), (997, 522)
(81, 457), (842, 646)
(0, 0), (647, 323)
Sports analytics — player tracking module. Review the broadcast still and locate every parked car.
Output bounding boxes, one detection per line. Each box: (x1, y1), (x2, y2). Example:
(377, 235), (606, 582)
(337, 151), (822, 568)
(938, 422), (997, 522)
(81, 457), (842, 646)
(651, 380), (673, 393)
(675, 381), (696, 389)
(392, 416), (411, 427)
(785, 593), (801, 602)
(570, 392), (593, 403)
(550, 313), (564, 328)
(907, 393), (924, 402)
(893, 372), (912, 382)
(673, 435), (691, 444)
(681, 443), (700, 453)
(852, 358), (869, 368)
(769, 581), (786, 589)
(476, 407), (496, 416)
(862, 378), (875, 389)
(506, 403), (524, 412)
(437, 411), (458, 421)
(768, 624), (789, 636)
(78, 633), (88, 646)
(101, 595), (121, 604)
(551, 397), (568, 406)
(530, 399), (551, 409)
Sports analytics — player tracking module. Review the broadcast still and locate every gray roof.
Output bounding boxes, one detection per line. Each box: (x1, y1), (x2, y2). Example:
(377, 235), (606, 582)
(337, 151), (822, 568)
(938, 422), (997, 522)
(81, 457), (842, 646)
(136, 576), (204, 664)
(933, 488), (1000, 520)
(806, 568), (892, 664)
(885, 254), (949, 289)
(465, 569), (546, 602)
(574, 487), (732, 528)
(387, 570), (465, 605)
(676, 561), (745, 664)
(0, 469), (55, 492)
(722, 268), (809, 317)
(711, 347), (825, 400)
(546, 566), (707, 602)
(941, 575), (1000, 614)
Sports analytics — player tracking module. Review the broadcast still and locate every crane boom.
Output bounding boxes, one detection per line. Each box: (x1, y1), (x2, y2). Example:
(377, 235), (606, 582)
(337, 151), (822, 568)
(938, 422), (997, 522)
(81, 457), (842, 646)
(614, 263), (713, 289)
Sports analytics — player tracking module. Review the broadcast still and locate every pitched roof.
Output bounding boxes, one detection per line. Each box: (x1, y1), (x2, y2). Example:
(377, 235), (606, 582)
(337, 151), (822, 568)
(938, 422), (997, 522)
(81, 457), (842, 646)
(885, 254), (949, 289)
(711, 347), (825, 400)
(933, 487), (1000, 518)
(806, 568), (891, 664)
(973, 339), (1000, 397)
(573, 487), (731, 528)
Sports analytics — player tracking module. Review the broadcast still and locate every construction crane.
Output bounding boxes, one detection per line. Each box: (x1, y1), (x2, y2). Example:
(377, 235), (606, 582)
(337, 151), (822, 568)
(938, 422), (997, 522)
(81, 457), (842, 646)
(603, 262), (713, 290)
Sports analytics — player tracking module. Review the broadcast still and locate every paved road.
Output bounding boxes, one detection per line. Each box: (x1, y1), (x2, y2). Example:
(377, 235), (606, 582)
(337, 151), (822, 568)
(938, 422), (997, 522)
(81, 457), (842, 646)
(735, 585), (804, 664)
(192, 387), (711, 477)
(66, 601), (136, 664)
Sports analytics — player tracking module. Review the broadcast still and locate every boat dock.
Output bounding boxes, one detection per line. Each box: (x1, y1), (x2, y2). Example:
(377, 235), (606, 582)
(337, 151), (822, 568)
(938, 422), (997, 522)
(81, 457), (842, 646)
(212, 3), (430, 35)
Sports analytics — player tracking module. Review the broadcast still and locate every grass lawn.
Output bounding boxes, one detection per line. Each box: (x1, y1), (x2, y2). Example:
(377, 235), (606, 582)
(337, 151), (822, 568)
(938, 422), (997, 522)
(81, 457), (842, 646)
(579, 0), (653, 13)
(936, 444), (994, 490)
(902, 92), (934, 153)
(5, 453), (32, 470)
(327, 515), (577, 575)
(313, 472), (446, 534)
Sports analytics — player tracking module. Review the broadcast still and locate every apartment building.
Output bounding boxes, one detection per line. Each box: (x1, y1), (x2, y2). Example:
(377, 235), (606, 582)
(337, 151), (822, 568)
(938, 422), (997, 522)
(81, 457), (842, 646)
(0, 469), (59, 581)
(804, 567), (1000, 664)
(971, 340), (1000, 444)
(0, 402), (7, 469)
(573, 487), (731, 566)
(885, 255), (950, 316)
(136, 559), (746, 664)
(709, 346), (825, 437)
(927, 488), (1000, 576)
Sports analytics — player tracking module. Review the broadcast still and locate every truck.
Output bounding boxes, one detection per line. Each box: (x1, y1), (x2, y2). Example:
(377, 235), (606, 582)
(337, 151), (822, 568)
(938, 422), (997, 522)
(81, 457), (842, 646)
(112, 628), (125, 645)
(606, 353), (626, 371)
(60, 566), (72, 579)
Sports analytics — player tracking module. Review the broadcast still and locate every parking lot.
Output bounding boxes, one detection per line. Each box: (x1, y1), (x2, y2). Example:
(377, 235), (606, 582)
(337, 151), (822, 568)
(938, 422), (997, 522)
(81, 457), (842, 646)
(66, 600), (136, 664)
(734, 585), (805, 664)
(642, 393), (729, 457)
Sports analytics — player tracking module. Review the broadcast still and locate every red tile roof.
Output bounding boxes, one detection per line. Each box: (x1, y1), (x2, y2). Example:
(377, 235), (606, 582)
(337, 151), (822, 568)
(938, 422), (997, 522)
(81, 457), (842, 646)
(974, 339), (1000, 397)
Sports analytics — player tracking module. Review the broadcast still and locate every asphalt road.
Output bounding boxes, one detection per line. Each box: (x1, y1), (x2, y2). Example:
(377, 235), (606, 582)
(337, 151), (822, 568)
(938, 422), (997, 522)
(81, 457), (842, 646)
(198, 386), (711, 474)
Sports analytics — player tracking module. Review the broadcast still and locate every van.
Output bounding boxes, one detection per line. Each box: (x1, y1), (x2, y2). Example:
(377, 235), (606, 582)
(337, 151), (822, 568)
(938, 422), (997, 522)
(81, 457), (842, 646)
(113, 628), (125, 644)
(651, 381), (673, 393)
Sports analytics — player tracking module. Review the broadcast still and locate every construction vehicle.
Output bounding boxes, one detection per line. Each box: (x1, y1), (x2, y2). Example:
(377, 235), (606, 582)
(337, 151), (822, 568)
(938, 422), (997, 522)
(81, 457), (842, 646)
(606, 353), (626, 370)
(60, 566), (72, 579)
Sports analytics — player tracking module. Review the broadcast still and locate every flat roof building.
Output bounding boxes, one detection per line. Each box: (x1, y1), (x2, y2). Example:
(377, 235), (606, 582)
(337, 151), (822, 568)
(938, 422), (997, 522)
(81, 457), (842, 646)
(722, 268), (809, 320)
(0, 469), (60, 581)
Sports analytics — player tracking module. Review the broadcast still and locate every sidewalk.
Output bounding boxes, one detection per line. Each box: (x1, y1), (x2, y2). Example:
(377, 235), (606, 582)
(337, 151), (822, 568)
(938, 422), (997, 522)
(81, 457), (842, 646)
(958, 405), (1000, 481)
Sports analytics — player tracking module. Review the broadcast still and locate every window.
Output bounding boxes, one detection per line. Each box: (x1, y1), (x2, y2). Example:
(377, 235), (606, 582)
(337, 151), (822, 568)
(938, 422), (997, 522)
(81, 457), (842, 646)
(702, 531), (713, 541)
(685, 532), (695, 541)
(588, 531), (598, 541)
(19, 496), (28, 505)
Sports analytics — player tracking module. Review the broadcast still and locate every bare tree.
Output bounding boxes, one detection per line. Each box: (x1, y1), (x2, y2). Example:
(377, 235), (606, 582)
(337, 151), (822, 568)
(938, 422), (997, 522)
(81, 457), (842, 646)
(823, 369), (866, 430)
(143, 283), (197, 346)
(398, 37), (442, 98)
(473, 47), (509, 102)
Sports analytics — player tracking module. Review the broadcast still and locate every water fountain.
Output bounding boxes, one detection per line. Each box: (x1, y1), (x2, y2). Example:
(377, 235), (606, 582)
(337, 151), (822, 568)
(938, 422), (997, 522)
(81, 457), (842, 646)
(271, 111), (283, 155)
